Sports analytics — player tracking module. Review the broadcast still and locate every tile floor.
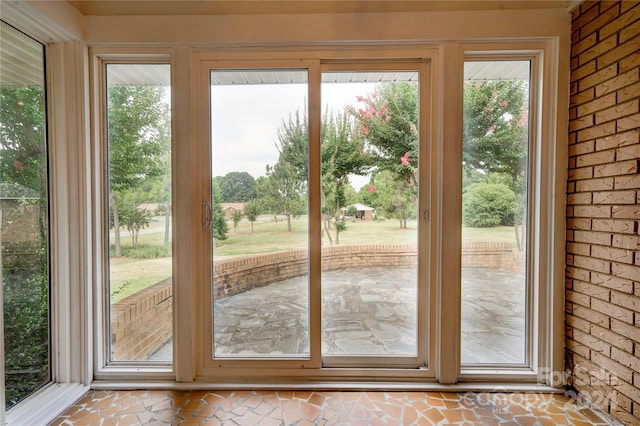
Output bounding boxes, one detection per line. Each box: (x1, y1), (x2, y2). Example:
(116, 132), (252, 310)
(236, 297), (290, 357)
(50, 389), (610, 425)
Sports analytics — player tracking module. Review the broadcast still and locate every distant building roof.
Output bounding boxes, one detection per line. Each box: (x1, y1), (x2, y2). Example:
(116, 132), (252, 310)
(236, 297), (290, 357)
(221, 203), (245, 211)
(349, 203), (375, 211)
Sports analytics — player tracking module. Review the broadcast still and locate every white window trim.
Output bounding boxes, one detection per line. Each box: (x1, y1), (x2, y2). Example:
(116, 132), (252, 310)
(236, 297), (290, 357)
(1, 10), (92, 425)
(88, 39), (565, 388)
(89, 50), (176, 380)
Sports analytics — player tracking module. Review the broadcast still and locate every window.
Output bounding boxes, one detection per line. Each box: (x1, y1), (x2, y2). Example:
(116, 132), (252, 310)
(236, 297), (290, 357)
(460, 58), (534, 369)
(94, 44), (561, 385)
(105, 64), (172, 363)
(0, 21), (50, 408)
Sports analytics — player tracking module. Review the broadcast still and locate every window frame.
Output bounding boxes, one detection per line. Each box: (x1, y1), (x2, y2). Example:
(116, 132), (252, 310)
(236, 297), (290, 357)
(89, 41), (564, 386)
(459, 54), (537, 371)
(90, 52), (176, 379)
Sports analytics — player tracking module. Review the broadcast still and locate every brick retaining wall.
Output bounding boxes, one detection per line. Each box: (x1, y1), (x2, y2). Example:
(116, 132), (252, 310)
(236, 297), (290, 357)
(111, 278), (172, 361)
(112, 242), (525, 360)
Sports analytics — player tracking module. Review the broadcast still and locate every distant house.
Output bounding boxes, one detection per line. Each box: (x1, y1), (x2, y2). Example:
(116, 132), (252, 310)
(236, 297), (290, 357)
(0, 182), (41, 244)
(349, 203), (375, 221)
(137, 203), (160, 215)
(221, 202), (245, 219)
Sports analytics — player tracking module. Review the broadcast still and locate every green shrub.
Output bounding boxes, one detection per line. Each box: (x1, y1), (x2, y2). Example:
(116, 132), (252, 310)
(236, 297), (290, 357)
(110, 243), (171, 259)
(3, 271), (49, 408)
(463, 183), (516, 227)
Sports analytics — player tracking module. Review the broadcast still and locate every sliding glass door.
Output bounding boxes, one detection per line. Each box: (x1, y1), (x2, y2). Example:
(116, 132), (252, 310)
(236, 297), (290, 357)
(205, 63), (429, 369)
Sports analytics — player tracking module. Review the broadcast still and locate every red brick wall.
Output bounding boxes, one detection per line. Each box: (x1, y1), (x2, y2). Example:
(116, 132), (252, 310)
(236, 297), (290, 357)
(566, 1), (639, 424)
(111, 278), (172, 361)
(214, 243), (524, 299)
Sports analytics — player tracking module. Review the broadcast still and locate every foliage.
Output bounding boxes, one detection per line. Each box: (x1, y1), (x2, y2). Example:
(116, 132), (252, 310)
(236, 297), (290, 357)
(2, 264), (49, 408)
(369, 170), (415, 228)
(118, 206), (152, 246)
(320, 112), (371, 244)
(212, 179), (228, 241)
(349, 83), (419, 200)
(0, 88), (47, 198)
(112, 243), (172, 259)
(463, 80), (528, 247)
(276, 109), (371, 244)
(462, 183), (516, 227)
(107, 85), (170, 256)
(256, 160), (306, 232)
(346, 83), (419, 228)
(231, 209), (243, 233)
(1, 85), (50, 408)
(214, 171), (257, 202)
(243, 199), (261, 232)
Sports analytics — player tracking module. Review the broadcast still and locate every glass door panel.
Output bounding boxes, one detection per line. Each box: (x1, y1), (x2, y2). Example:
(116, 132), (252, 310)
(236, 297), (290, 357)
(210, 69), (309, 358)
(320, 72), (420, 357)
(1, 21), (50, 408)
(461, 60), (531, 365)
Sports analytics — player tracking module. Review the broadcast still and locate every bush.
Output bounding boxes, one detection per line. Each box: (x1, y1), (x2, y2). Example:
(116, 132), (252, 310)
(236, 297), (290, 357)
(110, 243), (171, 259)
(3, 271), (49, 408)
(463, 183), (516, 227)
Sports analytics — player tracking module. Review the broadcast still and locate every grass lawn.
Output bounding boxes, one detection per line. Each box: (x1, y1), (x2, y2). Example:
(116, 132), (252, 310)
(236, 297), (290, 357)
(109, 215), (518, 301)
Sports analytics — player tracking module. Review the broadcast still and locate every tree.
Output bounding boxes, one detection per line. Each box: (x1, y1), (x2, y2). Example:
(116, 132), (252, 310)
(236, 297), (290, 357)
(212, 179), (228, 242)
(107, 86), (169, 257)
(463, 80), (529, 249)
(349, 82), (419, 206)
(244, 199), (261, 233)
(231, 209), (243, 233)
(256, 160), (306, 232)
(118, 206), (152, 245)
(216, 171), (256, 202)
(370, 170), (415, 228)
(0, 86), (49, 408)
(319, 112), (371, 244)
(0, 87), (48, 230)
(276, 109), (371, 244)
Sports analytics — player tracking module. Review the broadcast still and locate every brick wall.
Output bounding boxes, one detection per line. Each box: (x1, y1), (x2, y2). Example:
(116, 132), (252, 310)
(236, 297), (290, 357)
(461, 242), (525, 273)
(214, 244), (419, 299)
(109, 242), (523, 360)
(111, 278), (172, 361)
(215, 243), (524, 299)
(566, 1), (640, 424)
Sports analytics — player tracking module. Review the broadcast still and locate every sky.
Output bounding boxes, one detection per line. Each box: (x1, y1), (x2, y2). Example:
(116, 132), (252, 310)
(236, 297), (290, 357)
(211, 80), (378, 190)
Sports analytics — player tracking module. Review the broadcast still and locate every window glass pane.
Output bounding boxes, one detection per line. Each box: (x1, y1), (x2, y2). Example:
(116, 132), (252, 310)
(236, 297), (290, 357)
(321, 72), (419, 356)
(0, 21), (50, 408)
(211, 69), (309, 358)
(106, 64), (172, 362)
(461, 60), (530, 365)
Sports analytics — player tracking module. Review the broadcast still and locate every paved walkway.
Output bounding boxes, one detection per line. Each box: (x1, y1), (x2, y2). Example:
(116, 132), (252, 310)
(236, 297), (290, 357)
(151, 267), (525, 364)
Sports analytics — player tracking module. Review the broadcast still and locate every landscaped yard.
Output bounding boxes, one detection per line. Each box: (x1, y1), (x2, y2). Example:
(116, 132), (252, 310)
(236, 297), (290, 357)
(109, 214), (520, 301)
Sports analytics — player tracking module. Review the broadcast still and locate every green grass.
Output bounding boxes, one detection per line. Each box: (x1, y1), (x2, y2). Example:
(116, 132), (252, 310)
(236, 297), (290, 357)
(109, 215), (518, 301)
(215, 215), (418, 258)
(462, 225), (519, 246)
(110, 257), (172, 302)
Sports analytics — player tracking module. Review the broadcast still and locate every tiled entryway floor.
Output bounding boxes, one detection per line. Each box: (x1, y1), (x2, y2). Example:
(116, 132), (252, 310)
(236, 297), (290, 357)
(50, 389), (609, 425)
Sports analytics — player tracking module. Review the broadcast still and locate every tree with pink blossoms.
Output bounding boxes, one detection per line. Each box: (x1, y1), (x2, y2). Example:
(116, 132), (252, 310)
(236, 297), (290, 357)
(349, 82), (419, 226)
(463, 80), (529, 250)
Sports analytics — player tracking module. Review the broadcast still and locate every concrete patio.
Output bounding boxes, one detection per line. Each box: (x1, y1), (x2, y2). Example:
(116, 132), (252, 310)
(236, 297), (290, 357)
(201, 266), (526, 363)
